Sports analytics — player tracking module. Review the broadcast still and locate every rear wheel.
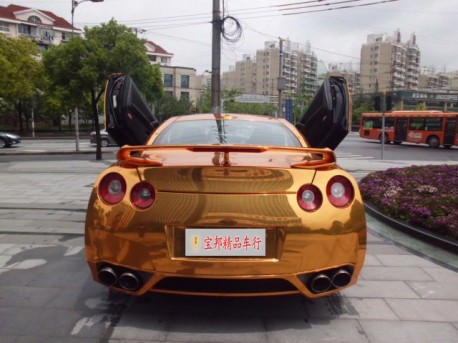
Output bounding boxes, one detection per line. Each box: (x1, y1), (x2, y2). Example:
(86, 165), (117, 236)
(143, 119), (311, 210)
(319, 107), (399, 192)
(379, 133), (389, 144)
(427, 136), (440, 148)
(101, 138), (109, 147)
(0, 138), (7, 148)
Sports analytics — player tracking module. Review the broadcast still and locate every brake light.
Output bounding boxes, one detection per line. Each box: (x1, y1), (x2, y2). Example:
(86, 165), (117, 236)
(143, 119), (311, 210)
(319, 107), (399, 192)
(99, 173), (126, 204)
(327, 176), (354, 208)
(297, 184), (322, 212)
(131, 182), (155, 209)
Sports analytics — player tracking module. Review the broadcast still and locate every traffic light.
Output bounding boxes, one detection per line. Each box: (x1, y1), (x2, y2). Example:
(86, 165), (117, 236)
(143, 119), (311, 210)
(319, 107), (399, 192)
(373, 95), (393, 112)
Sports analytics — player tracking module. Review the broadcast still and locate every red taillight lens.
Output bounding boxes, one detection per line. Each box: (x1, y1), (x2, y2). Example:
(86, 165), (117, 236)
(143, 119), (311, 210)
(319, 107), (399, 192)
(99, 173), (126, 205)
(131, 182), (155, 209)
(327, 176), (354, 208)
(297, 184), (323, 212)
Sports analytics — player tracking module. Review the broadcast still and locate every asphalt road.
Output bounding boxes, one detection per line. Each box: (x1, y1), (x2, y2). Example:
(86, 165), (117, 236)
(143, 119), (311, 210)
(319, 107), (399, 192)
(1, 133), (457, 162)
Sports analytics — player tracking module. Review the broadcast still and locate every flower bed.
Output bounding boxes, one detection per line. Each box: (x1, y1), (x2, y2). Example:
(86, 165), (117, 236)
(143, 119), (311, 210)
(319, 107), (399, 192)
(359, 164), (458, 242)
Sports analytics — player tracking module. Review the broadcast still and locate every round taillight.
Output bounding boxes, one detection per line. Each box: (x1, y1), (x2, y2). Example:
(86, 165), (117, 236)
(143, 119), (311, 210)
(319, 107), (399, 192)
(99, 173), (126, 205)
(327, 176), (354, 208)
(297, 184), (322, 212)
(131, 182), (155, 209)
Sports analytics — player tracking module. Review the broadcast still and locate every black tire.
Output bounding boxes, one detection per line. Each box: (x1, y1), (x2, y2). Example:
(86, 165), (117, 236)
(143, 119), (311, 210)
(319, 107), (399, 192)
(444, 144), (452, 149)
(427, 136), (440, 148)
(0, 138), (7, 149)
(101, 138), (109, 147)
(379, 133), (389, 144)
(393, 141), (402, 145)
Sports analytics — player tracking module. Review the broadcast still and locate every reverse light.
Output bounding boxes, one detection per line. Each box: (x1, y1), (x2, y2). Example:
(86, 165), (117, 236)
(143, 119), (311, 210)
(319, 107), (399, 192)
(99, 173), (126, 204)
(327, 176), (354, 208)
(297, 184), (323, 212)
(131, 182), (155, 209)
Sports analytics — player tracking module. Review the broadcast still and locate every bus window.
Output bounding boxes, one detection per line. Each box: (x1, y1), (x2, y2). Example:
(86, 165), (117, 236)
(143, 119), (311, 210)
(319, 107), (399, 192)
(425, 117), (442, 131)
(385, 117), (395, 128)
(409, 118), (425, 130)
(363, 120), (373, 129)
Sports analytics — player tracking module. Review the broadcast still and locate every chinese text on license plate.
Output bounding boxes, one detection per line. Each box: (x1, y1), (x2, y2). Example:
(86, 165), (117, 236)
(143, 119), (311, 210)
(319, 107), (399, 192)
(185, 228), (266, 257)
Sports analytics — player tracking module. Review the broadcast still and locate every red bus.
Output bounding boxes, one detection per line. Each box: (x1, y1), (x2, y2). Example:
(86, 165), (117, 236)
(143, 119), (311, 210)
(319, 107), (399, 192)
(359, 111), (458, 148)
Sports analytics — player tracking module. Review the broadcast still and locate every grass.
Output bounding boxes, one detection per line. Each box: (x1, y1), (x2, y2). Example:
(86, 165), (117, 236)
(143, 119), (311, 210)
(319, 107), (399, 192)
(359, 164), (458, 242)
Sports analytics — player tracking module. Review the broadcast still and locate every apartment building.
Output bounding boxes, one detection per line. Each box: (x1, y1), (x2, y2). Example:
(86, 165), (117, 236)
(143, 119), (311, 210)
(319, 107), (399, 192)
(221, 54), (256, 94)
(255, 40), (317, 97)
(360, 30), (420, 92)
(0, 4), (75, 49)
(328, 63), (361, 95)
(222, 39), (318, 98)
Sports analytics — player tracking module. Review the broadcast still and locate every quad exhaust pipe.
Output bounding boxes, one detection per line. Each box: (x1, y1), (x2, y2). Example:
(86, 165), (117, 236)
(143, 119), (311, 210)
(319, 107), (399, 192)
(331, 268), (352, 288)
(307, 267), (353, 294)
(310, 273), (332, 293)
(98, 267), (118, 286)
(119, 272), (141, 291)
(97, 266), (142, 291)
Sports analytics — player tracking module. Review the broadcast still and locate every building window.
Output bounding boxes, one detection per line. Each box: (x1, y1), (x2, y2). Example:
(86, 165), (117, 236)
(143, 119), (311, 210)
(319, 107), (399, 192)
(28, 15), (42, 24)
(150, 55), (157, 62)
(62, 32), (69, 41)
(164, 74), (173, 87)
(161, 56), (168, 63)
(0, 21), (10, 32)
(181, 75), (190, 88)
(18, 24), (32, 35)
(180, 92), (190, 100)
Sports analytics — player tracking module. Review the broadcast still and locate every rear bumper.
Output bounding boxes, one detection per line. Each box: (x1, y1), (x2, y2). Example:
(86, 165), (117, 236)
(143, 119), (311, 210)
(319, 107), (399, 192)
(86, 227), (366, 298)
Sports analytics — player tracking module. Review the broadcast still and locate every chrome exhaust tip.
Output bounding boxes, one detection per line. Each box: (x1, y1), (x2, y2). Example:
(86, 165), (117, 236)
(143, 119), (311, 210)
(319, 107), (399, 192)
(310, 273), (332, 293)
(98, 267), (118, 286)
(331, 269), (352, 288)
(118, 272), (141, 291)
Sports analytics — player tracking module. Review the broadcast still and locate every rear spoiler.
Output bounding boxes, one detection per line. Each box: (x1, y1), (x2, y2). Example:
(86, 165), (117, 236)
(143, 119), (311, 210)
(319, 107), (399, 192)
(116, 145), (336, 169)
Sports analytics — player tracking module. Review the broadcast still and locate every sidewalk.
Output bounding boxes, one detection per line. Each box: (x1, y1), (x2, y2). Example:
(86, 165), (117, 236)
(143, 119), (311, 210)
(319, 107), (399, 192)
(0, 153), (457, 342)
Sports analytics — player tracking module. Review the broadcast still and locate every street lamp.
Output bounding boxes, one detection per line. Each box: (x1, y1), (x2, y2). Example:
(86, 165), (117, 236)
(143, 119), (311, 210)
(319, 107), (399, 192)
(70, 0), (104, 151)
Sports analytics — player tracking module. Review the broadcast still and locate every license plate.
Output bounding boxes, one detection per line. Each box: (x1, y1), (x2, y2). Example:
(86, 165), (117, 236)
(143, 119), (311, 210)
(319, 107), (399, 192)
(185, 228), (266, 257)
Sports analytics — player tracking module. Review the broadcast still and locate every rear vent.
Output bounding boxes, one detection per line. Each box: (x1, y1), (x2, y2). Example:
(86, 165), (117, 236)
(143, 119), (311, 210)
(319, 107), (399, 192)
(154, 277), (297, 294)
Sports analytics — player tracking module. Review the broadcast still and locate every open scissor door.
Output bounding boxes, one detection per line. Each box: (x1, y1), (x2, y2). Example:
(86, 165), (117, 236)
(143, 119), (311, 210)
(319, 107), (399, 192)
(105, 74), (159, 146)
(296, 76), (350, 150)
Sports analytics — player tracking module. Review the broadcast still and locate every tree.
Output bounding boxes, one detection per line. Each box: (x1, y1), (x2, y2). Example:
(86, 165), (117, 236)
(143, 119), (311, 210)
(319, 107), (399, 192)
(43, 19), (163, 160)
(0, 35), (44, 132)
(155, 94), (193, 121)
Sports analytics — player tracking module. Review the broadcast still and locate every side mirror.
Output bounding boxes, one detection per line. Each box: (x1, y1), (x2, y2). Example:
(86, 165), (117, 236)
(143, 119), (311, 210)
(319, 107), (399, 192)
(295, 76), (349, 150)
(105, 74), (159, 146)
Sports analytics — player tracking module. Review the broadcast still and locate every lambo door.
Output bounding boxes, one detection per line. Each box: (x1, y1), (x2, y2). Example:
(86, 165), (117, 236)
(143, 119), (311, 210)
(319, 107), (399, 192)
(104, 74), (159, 146)
(295, 76), (350, 150)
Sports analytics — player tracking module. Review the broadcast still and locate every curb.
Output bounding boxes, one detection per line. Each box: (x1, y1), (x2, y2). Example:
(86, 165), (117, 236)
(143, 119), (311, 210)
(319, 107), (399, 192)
(0, 151), (94, 156)
(365, 202), (458, 253)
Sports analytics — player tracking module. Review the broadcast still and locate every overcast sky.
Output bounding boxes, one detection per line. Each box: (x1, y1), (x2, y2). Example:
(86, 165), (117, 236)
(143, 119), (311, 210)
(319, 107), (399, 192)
(3, 0), (458, 74)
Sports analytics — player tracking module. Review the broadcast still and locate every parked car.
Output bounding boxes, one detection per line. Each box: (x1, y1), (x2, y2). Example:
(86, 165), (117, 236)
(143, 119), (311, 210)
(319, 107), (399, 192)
(89, 129), (117, 147)
(0, 131), (21, 148)
(85, 74), (366, 298)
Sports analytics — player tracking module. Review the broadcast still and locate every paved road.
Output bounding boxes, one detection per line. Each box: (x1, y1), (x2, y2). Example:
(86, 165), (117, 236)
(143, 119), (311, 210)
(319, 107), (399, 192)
(0, 144), (457, 342)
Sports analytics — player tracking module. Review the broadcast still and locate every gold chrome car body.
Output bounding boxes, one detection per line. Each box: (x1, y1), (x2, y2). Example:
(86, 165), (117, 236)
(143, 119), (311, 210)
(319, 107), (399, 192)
(85, 114), (366, 298)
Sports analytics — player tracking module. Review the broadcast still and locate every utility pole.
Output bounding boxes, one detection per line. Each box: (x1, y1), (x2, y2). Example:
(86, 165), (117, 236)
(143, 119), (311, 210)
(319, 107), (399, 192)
(381, 89), (386, 160)
(211, 0), (221, 114)
(277, 37), (285, 118)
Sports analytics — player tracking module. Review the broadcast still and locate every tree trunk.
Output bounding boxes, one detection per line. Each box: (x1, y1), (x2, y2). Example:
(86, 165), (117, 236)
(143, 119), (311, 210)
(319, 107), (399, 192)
(91, 89), (102, 161)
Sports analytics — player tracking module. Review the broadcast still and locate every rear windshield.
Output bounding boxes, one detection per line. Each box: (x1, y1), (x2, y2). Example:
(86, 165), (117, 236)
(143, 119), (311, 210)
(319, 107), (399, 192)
(153, 119), (301, 147)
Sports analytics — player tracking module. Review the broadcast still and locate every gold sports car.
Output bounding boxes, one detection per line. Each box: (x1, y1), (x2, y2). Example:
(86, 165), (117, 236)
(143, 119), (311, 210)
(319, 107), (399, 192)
(85, 75), (366, 298)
